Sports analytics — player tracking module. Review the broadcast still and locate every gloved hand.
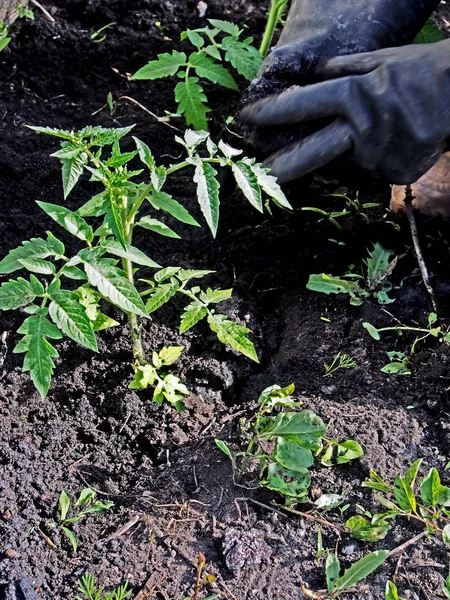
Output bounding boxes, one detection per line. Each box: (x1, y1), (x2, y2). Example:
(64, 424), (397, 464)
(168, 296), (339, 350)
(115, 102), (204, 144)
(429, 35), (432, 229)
(241, 40), (450, 185)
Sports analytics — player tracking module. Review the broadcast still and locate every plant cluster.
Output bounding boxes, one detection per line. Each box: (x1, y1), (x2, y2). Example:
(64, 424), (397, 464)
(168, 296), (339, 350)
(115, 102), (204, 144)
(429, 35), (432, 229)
(132, 19), (263, 129)
(53, 488), (114, 552)
(216, 383), (363, 504)
(77, 574), (131, 600)
(0, 125), (290, 400)
(0, 3), (34, 52)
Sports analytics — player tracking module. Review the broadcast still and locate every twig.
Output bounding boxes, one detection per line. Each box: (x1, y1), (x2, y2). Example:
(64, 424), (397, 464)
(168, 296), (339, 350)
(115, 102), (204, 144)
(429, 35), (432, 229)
(281, 505), (347, 533)
(29, 0), (55, 22)
(101, 514), (142, 544)
(388, 530), (428, 558)
(35, 526), (57, 549)
(235, 497), (287, 519)
(404, 184), (438, 313)
(117, 96), (182, 132)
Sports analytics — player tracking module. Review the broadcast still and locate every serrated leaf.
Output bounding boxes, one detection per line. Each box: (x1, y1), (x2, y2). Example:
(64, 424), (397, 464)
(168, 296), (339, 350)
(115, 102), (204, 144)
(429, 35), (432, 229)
(133, 137), (155, 169)
(76, 192), (108, 217)
(154, 267), (181, 282)
(159, 345), (184, 366)
(0, 277), (41, 310)
(61, 526), (78, 552)
(366, 242), (393, 283)
(59, 490), (71, 520)
(250, 162), (292, 209)
(199, 288), (232, 304)
(175, 78), (210, 130)
(49, 290), (98, 351)
(131, 50), (187, 79)
(190, 53), (238, 90)
(137, 217), (180, 238)
(148, 191), (200, 227)
(222, 38), (263, 80)
(18, 258), (56, 275)
(326, 553), (340, 593)
(37, 202), (94, 243)
(180, 301), (208, 333)
(273, 438), (313, 472)
(207, 313), (258, 361)
(0, 233), (64, 275)
(177, 269), (214, 282)
(60, 149), (89, 199)
(333, 550), (389, 594)
(193, 160), (220, 237)
(145, 281), (180, 313)
(102, 239), (161, 268)
(232, 161), (263, 212)
(61, 265), (87, 281)
(208, 19), (241, 36)
(105, 190), (126, 247)
(204, 45), (221, 60)
(79, 249), (148, 318)
(14, 313), (62, 398)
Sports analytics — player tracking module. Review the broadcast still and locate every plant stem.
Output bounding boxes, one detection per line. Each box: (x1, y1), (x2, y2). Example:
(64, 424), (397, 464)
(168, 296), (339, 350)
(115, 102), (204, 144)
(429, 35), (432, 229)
(260, 0), (288, 58)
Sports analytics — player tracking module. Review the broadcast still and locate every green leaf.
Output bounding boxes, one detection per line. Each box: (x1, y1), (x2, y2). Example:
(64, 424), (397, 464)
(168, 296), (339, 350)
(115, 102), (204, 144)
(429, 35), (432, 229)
(222, 38), (263, 80)
(204, 45), (221, 60)
(420, 467), (441, 507)
(333, 550), (389, 595)
(326, 553), (340, 593)
(102, 239), (162, 268)
(49, 290), (98, 351)
(148, 191), (200, 226)
(129, 364), (157, 389)
(258, 383), (296, 408)
(307, 274), (363, 306)
(136, 216), (181, 238)
(385, 580), (406, 600)
(231, 161), (263, 212)
(0, 37), (11, 51)
(79, 249), (148, 318)
(76, 192), (108, 217)
(60, 149), (89, 199)
(199, 288), (232, 304)
(366, 242), (393, 284)
(14, 313), (62, 398)
(274, 438), (313, 472)
(393, 475), (416, 512)
(321, 440), (364, 466)
(131, 50), (187, 79)
(105, 190), (126, 247)
(207, 313), (258, 362)
(258, 410), (326, 449)
(250, 161), (291, 209)
(208, 19), (240, 36)
(61, 526), (78, 552)
(154, 267), (181, 282)
(314, 494), (344, 510)
(0, 233), (65, 275)
(363, 322), (381, 340)
(184, 30), (205, 48)
(0, 276), (42, 310)
(175, 77), (210, 130)
(193, 160), (220, 237)
(443, 524), (450, 545)
(362, 470), (392, 494)
(404, 458), (423, 491)
(214, 439), (236, 468)
(145, 281), (180, 313)
(180, 300), (208, 333)
(190, 52), (238, 90)
(346, 515), (390, 542)
(177, 269), (214, 282)
(59, 490), (71, 520)
(262, 463), (310, 500)
(37, 202), (94, 243)
(414, 20), (445, 44)
(18, 258), (56, 275)
(158, 345), (184, 366)
(133, 137), (155, 169)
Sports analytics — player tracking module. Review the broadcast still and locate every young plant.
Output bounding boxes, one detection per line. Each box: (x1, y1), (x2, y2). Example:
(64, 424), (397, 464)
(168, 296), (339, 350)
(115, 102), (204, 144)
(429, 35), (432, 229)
(129, 345), (189, 410)
(307, 242), (397, 306)
(77, 574), (131, 600)
(0, 3), (34, 51)
(0, 126), (289, 399)
(259, 0), (289, 58)
(443, 570), (450, 599)
(385, 581), (406, 600)
(302, 192), (381, 230)
(215, 383), (363, 504)
(346, 459), (450, 545)
(53, 488), (114, 552)
(131, 19), (263, 129)
(323, 352), (356, 377)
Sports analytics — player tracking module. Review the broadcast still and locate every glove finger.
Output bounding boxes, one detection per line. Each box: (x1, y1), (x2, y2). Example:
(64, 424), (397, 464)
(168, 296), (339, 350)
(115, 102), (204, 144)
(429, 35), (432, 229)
(240, 78), (350, 127)
(264, 120), (353, 183)
(320, 49), (395, 78)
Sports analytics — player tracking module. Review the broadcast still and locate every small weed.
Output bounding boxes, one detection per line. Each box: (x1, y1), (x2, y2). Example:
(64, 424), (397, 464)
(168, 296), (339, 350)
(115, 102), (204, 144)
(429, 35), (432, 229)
(132, 19), (262, 129)
(302, 192), (381, 229)
(77, 574), (131, 600)
(345, 459), (450, 545)
(91, 22), (116, 43)
(215, 384), (363, 504)
(0, 3), (34, 52)
(53, 488), (113, 552)
(323, 352), (356, 377)
(307, 242), (397, 306)
(385, 580), (405, 600)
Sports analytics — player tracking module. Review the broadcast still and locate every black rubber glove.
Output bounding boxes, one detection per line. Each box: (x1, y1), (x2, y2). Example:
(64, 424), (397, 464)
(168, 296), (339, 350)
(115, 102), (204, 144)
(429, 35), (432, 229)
(241, 40), (450, 185)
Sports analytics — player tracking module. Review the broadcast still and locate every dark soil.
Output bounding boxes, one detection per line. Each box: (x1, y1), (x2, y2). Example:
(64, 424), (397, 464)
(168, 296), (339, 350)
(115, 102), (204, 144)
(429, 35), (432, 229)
(1, 2), (450, 599)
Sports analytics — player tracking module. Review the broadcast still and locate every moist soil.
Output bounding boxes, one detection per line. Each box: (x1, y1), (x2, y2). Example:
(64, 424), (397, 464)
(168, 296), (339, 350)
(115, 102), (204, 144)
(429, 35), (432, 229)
(1, 2), (450, 599)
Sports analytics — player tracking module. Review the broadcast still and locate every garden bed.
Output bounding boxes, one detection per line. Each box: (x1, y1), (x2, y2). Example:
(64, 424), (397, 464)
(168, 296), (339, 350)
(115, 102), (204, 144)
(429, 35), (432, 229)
(1, 1), (450, 598)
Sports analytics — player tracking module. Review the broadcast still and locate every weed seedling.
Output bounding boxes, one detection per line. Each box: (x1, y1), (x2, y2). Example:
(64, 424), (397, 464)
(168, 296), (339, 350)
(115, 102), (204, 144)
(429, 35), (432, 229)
(345, 459), (450, 545)
(77, 574), (131, 600)
(307, 242), (397, 306)
(323, 352), (356, 377)
(132, 19), (262, 129)
(0, 126), (290, 399)
(215, 384), (363, 503)
(91, 22), (116, 43)
(385, 580), (406, 600)
(53, 488), (113, 552)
